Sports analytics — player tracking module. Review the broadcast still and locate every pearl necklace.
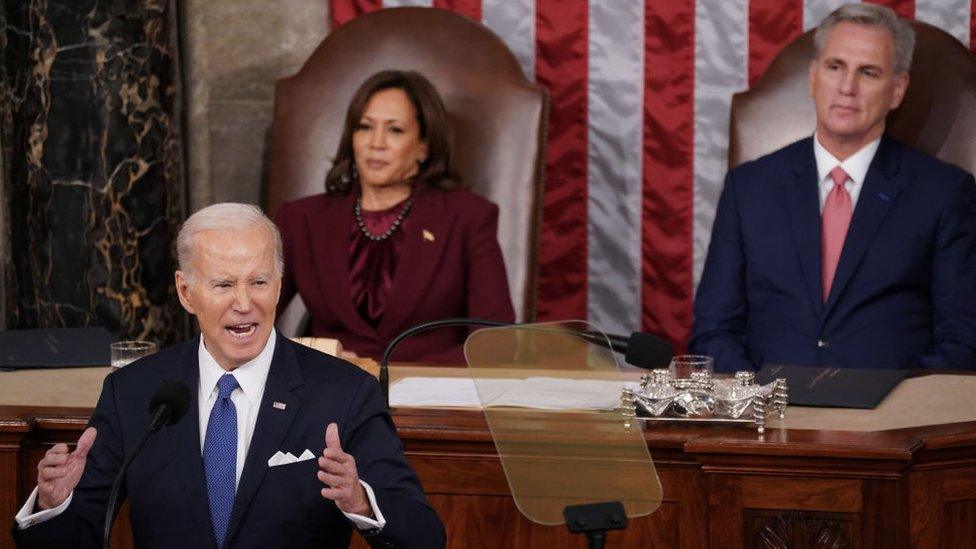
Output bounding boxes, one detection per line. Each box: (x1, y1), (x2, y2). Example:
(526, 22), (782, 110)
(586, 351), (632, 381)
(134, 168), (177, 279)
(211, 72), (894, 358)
(354, 195), (414, 242)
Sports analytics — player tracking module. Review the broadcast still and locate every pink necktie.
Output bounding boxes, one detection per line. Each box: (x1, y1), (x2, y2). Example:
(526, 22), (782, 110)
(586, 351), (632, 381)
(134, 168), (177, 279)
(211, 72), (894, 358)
(822, 166), (852, 301)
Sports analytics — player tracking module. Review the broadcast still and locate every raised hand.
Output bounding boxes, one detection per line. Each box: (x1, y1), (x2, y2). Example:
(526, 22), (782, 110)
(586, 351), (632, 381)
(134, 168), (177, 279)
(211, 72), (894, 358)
(317, 423), (371, 517)
(36, 427), (97, 510)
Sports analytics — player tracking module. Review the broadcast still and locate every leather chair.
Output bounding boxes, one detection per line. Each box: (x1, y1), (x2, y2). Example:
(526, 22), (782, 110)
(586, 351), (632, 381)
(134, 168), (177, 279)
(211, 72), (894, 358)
(730, 22), (976, 175)
(265, 7), (547, 334)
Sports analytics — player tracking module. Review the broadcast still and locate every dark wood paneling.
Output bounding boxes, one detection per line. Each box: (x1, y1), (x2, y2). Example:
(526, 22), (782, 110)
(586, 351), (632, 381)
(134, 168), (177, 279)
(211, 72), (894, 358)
(708, 474), (744, 547)
(741, 476), (861, 513)
(942, 468), (976, 501)
(407, 458), (686, 548)
(1, 425), (30, 549)
(361, 493), (678, 549)
(660, 466), (708, 549)
(862, 478), (908, 549)
(409, 453), (510, 496)
(3, 404), (976, 548)
(432, 494), (521, 548)
(910, 469), (943, 549)
(515, 507), (666, 549)
(941, 499), (976, 549)
(0, 450), (20, 549)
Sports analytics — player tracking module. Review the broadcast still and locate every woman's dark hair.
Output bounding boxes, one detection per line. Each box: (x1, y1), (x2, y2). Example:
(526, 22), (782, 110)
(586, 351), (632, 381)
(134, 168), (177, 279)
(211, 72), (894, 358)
(325, 70), (462, 195)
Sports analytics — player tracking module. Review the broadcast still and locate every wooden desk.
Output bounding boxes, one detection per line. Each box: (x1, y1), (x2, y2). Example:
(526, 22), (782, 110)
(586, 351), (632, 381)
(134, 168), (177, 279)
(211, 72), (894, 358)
(1, 368), (975, 548)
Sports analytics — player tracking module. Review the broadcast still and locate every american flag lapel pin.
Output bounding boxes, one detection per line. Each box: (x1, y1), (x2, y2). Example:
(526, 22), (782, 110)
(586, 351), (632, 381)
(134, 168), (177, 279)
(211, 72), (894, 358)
(272, 401), (287, 410)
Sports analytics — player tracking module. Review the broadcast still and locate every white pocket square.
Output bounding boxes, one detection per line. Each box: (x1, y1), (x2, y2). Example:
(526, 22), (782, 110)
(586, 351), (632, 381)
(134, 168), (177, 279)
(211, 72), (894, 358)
(268, 449), (316, 467)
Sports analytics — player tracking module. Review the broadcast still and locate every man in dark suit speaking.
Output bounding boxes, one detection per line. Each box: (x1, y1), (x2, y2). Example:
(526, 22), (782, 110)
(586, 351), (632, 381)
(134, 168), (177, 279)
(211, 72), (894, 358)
(13, 203), (445, 548)
(692, 3), (976, 373)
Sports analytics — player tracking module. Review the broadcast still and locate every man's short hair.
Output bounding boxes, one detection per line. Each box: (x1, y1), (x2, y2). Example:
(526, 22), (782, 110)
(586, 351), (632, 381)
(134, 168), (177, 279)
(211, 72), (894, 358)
(814, 3), (915, 74)
(176, 202), (284, 280)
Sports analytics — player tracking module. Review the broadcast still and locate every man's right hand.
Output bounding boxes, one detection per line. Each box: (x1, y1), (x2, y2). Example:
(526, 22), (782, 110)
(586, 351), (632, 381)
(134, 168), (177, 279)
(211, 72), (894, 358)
(36, 427), (97, 510)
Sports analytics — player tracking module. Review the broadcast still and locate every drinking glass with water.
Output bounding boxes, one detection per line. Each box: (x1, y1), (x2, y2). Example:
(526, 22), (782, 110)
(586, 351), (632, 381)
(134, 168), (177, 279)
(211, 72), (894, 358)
(110, 340), (157, 370)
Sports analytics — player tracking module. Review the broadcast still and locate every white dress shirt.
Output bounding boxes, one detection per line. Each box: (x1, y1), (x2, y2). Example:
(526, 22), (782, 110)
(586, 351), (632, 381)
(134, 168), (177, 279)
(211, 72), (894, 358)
(16, 329), (385, 532)
(813, 132), (881, 214)
(197, 330), (275, 488)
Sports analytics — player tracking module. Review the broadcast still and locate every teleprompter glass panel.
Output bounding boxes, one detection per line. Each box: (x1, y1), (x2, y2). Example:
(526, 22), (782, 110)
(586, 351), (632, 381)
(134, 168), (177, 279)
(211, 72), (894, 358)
(464, 321), (662, 525)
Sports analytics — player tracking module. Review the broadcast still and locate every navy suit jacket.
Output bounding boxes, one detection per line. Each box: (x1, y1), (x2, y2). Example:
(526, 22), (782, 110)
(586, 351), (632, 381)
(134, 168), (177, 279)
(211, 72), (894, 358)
(691, 136), (976, 373)
(15, 334), (445, 548)
(276, 186), (515, 362)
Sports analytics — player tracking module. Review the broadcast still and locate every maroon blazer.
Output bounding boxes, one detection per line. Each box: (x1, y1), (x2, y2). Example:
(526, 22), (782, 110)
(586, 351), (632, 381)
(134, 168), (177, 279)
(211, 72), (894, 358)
(275, 187), (515, 362)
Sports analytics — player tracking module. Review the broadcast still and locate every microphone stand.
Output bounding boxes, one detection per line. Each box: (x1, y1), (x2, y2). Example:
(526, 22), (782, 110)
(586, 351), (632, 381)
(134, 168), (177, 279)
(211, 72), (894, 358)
(102, 405), (168, 549)
(380, 318), (508, 408)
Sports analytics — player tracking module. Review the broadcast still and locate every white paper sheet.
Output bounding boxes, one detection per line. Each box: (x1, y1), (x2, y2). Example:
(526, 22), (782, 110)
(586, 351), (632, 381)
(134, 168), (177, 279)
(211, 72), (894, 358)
(390, 376), (640, 410)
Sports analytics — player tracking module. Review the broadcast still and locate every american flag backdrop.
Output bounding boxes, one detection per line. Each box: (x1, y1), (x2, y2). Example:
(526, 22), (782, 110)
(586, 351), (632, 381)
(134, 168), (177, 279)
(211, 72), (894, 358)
(329, 0), (976, 349)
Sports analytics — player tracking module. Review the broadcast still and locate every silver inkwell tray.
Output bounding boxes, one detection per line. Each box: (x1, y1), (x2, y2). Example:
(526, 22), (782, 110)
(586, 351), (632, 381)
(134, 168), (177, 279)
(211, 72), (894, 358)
(623, 368), (789, 433)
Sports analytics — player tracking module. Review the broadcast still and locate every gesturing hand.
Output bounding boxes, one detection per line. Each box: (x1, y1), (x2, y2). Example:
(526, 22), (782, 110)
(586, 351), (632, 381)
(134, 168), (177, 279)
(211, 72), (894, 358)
(37, 427), (97, 511)
(317, 423), (371, 517)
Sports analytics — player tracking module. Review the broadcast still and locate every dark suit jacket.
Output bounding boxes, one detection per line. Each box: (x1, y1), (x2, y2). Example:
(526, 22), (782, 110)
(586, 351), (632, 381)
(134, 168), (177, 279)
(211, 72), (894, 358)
(691, 136), (976, 373)
(14, 334), (445, 548)
(276, 186), (515, 362)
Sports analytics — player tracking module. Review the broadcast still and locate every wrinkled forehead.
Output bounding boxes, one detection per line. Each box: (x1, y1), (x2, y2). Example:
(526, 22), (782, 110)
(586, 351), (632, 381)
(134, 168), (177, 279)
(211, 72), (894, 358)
(190, 227), (277, 277)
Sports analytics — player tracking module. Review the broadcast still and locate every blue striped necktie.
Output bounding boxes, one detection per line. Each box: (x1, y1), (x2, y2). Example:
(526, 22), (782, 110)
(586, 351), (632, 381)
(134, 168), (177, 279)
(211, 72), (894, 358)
(203, 373), (239, 548)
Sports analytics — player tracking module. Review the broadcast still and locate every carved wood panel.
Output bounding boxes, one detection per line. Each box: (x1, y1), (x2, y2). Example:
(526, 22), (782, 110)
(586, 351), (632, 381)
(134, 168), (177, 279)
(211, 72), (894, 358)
(745, 509), (859, 549)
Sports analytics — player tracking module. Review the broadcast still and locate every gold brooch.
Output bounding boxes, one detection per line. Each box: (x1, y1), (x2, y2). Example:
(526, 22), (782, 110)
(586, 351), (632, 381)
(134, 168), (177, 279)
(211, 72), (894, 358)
(422, 229), (435, 242)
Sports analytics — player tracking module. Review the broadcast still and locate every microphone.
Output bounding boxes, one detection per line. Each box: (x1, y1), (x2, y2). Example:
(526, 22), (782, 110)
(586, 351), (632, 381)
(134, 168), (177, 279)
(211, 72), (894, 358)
(623, 332), (674, 370)
(379, 319), (674, 408)
(147, 380), (192, 432)
(103, 380), (190, 549)
(579, 330), (673, 369)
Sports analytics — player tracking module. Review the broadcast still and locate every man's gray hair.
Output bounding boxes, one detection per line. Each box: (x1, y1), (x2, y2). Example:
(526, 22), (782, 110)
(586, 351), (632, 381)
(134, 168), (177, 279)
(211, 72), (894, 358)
(176, 202), (284, 279)
(814, 3), (915, 74)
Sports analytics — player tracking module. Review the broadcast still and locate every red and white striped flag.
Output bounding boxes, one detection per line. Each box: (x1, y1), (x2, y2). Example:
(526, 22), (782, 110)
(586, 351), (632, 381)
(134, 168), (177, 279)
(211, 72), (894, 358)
(330, 0), (976, 349)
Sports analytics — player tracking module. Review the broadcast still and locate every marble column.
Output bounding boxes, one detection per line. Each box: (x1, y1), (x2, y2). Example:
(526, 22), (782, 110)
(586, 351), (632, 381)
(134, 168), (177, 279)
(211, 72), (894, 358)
(0, 0), (189, 345)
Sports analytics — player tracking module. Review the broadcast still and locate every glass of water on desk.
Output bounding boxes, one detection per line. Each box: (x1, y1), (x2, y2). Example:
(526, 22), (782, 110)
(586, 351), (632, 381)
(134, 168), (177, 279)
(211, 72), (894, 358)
(669, 354), (714, 380)
(111, 340), (157, 370)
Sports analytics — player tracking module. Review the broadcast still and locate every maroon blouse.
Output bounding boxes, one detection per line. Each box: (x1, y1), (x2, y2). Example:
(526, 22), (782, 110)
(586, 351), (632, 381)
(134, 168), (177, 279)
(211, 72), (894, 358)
(348, 199), (410, 326)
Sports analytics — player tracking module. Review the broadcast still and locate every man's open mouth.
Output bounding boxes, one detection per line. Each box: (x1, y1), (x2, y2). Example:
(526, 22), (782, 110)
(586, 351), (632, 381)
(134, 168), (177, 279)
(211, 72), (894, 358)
(226, 323), (258, 339)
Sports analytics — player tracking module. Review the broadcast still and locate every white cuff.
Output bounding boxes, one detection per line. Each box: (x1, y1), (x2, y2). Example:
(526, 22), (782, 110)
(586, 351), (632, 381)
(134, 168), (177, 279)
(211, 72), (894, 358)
(341, 480), (386, 531)
(15, 487), (72, 529)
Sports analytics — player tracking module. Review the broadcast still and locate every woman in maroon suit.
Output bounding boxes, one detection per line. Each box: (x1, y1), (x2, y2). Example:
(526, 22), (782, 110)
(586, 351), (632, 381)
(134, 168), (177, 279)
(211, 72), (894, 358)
(275, 70), (514, 362)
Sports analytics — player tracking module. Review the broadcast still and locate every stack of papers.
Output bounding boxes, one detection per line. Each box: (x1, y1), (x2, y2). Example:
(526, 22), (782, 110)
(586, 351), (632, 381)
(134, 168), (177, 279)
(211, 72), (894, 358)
(390, 376), (639, 410)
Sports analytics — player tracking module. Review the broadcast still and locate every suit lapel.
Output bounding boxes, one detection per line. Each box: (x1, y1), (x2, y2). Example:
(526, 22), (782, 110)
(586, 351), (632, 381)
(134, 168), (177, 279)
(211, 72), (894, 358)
(224, 333), (303, 547)
(787, 140), (826, 319)
(166, 337), (217, 548)
(308, 193), (377, 337)
(378, 189), (455, 336)
(823, 137), (903, 316)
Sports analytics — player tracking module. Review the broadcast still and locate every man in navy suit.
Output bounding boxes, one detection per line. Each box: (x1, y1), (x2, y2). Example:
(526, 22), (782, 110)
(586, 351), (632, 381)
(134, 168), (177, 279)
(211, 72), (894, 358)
(14, 203), (445, 548)
(692, 3), (976, 373)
